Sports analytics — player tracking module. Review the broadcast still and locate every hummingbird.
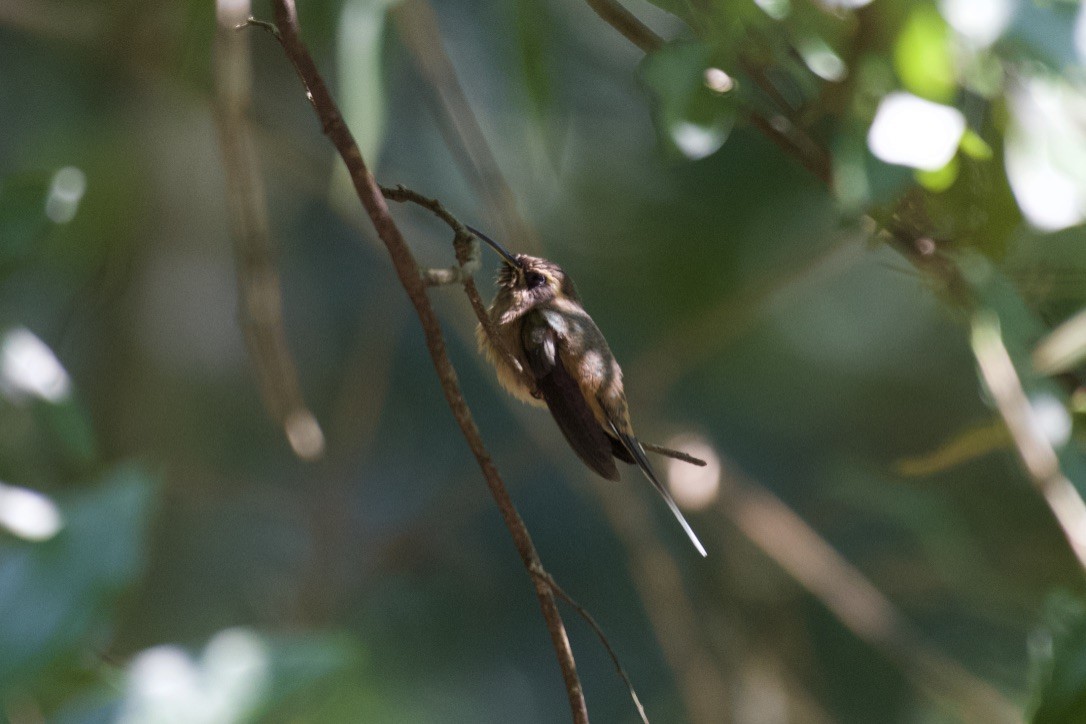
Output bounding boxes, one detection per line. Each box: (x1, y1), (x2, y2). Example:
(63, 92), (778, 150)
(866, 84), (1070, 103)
(469, 226), (707, 557)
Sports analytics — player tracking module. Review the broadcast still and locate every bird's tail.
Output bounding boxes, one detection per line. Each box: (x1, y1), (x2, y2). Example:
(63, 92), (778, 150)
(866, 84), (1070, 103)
(612, 427), (707, 557)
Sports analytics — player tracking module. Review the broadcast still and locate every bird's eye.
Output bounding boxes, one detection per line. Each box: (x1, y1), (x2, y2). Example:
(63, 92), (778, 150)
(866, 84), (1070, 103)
(525, 271), (546, 289)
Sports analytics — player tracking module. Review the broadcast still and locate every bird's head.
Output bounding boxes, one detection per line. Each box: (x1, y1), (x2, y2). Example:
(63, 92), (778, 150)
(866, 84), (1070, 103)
(470, 227), (580, 324)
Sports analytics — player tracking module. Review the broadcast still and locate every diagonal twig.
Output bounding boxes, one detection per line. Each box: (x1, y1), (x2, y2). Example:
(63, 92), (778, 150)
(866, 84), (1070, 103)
(971, 314), (1086, 571)
(532, 565), (651, 724)
(253, 4), (589, 721)
(584, 0), (662, 53)
(376, 184), (525, 380)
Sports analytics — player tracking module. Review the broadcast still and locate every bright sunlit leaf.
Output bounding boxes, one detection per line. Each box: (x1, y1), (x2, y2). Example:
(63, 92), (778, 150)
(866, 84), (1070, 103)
(868, 92), (965, 171)
(43, 166), (86, 224)
(755, 0), (790, 20)
(798, 36), (847, 82)
(671, 121), (730, 160)
(0, 327), (71, 404)
(119, 629), (269, 724)
(940, 0), (1015, 48)
(703, 67), (735, 94)
(0, 482), (62, 541)
(959, 128), (993, 160)
(1006, 75), (1086, 231)
(1030, 394), (1073, 449)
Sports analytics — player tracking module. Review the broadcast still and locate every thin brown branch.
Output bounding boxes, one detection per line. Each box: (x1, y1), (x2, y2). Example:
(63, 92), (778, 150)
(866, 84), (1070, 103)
(642, 442), (706, 466)
(584, 0), (663, 54)
(380, 184), (481, 286)
(257, 4), (588, 721)
(738, 41), (835, 179)
(533, 567), (651, 724)
(744, 111), (832, 186)
(377, 185), (527, 379)
(591, 478), (735, 724)
(214, 0), (325, 461)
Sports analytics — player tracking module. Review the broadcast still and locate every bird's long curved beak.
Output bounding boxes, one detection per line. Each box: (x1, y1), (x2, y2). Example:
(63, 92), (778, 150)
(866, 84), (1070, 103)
(467, 225), (522, 268)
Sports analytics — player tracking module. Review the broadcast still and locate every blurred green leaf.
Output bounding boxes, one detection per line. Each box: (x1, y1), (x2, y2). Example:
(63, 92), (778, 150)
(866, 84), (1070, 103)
(894, 5), (956, 102)
(336, 0), (396, 170)
(639, 0), (698, 26)
(640, 41), (738, 160)
(0, 173), (51, 276)
(832, 121), (913, 211)
(0, 464), (156, 694)
(52, 632), (372, 724)
(1030, 594), (1086, 723)
(34, 398), (98, 471)
(114, 630), (379, 723)
(255, 633), (390, 721)
(960, 129), (993, 161)
(915, 156), (959, 192)
(514, 0), (553, 122)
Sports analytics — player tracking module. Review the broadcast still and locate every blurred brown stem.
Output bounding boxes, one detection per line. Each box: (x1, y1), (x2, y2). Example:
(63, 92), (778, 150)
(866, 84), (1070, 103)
(584, 0), (662, 53)
(971, 314), (1086, 572)
(718, 475), (1021, 722)
(213, 0), (325, 461)
(258, 3), (588, 720)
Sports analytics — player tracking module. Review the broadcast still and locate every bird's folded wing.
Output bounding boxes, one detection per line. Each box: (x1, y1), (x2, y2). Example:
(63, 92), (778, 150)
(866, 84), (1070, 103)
(521, 315), (619, 481)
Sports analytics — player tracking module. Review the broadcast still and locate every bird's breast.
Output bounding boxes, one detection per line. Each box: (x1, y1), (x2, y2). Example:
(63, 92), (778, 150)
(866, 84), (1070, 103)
(476, 315), (546, 407)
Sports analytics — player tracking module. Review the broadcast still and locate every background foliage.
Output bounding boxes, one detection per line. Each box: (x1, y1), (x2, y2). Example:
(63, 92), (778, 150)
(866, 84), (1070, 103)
(2, 0), (1086, 721)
